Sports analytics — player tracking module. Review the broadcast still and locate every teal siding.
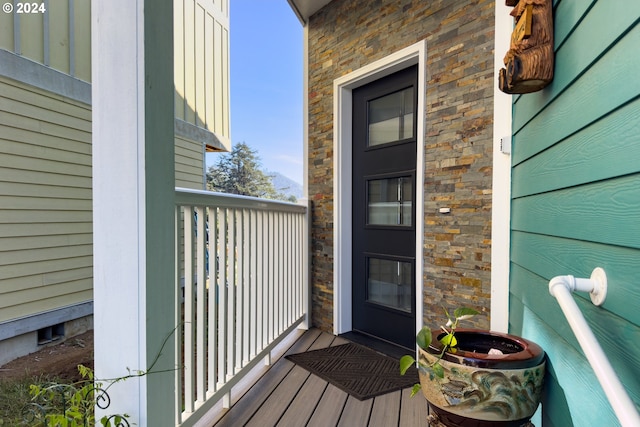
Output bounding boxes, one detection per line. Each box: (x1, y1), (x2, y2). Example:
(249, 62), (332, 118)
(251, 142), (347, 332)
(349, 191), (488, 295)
(509, 1), (640, 425)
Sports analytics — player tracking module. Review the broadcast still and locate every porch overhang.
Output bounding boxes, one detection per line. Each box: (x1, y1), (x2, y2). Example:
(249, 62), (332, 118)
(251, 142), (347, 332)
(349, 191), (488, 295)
(286, 0), (332, 24)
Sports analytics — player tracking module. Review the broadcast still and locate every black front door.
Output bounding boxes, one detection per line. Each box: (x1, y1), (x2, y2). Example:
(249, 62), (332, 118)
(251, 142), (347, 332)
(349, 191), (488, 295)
(352, 65), (417, 350)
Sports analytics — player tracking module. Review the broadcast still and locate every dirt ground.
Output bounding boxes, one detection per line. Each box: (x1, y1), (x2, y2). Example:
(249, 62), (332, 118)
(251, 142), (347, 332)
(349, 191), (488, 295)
(0, 330), (94, 383)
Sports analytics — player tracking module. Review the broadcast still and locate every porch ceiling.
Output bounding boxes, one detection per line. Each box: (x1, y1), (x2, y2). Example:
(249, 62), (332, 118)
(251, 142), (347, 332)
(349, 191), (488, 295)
(287, 0), (332, 24)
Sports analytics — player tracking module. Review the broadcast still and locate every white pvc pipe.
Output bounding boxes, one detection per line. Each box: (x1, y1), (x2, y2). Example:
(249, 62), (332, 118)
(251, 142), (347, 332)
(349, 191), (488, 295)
(549, 270), (640, 427)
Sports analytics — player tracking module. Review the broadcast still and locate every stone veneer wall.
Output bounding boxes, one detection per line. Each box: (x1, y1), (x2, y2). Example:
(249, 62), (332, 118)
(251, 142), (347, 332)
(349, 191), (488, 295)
(307, 0), (495, 332)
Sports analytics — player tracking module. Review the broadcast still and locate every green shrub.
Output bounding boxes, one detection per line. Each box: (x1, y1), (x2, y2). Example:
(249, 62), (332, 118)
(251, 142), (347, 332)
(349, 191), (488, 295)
(1, 365), (130, 427)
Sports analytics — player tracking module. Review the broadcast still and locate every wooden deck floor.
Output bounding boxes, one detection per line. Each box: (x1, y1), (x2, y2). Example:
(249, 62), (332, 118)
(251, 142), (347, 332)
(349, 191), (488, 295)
(198, 328), (429, 427)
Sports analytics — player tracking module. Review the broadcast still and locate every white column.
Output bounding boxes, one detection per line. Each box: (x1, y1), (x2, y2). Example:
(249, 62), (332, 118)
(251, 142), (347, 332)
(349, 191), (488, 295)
(92, 0), (175, 425)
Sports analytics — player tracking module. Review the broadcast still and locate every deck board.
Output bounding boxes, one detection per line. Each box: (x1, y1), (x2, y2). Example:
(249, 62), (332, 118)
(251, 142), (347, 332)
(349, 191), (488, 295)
(305, 383), (349, 427)
(399, 388), (429, 427)
(337, 396), (374, 426)
(368, 391), (401, 427)
(245, 365), (310, 426)
(208, 328), (428, 427)
(277, 372), (328, 426)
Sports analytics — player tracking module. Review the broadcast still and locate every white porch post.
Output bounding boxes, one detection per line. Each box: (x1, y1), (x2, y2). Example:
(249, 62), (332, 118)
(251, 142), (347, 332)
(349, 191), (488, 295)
(92, 0), (175, 425)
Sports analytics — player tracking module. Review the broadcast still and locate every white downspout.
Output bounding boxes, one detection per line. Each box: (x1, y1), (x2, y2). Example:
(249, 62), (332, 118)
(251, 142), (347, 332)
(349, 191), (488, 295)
(548, 268), (640, 427)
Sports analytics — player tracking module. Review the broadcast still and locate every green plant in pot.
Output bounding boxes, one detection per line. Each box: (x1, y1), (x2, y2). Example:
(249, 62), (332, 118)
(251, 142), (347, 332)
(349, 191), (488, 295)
(400, 307), (545, 427)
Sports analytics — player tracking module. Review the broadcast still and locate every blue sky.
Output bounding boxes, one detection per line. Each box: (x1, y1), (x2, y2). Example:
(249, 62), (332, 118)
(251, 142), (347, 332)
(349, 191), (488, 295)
(206, 1), (304, 184)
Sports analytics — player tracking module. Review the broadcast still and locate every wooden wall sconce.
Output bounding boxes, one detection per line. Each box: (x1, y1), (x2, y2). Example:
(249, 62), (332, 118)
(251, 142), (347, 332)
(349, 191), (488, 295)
(499, 0), (554, 94)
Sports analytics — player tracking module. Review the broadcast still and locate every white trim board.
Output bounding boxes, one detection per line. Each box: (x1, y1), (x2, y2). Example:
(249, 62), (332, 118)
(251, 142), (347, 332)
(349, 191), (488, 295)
(0, 301), (93, 341)
(490, 1), (514, 333)
(332, 40), (427, 338)
(0, 49), (91, 105)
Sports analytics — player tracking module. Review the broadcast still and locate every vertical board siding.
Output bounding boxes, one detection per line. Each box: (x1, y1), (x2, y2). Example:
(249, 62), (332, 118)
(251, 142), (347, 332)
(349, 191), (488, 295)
(19, 13), (44, 63)
(183, 0), (196, 125)
(48, 0), (71, 75)
(0, 7), (13, 51)
(0, 0), (91, 82)
(72, 0), (91, 82)
(509, 1), (640, 425)
(0, 78), (92, 323)
(174, 0), (186, 120)
(175, 0), (230, 149)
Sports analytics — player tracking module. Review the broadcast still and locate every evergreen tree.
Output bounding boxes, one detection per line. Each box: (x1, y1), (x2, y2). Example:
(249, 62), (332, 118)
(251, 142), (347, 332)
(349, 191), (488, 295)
(207, 142), (283, 200)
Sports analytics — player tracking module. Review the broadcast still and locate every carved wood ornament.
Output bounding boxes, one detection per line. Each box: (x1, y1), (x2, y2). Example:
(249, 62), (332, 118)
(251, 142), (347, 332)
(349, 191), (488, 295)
(499, 0), (554, 94)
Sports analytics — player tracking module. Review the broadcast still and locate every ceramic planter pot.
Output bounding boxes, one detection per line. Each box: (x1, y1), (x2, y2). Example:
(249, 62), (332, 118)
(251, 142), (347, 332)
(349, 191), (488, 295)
(418, 329), (545, 427)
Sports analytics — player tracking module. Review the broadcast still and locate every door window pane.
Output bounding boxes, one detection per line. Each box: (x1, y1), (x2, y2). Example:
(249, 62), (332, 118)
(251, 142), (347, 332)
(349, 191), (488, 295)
(368, 87), (414, 146)
(367, 176), (412, 226)
(367, 258), (412, 312)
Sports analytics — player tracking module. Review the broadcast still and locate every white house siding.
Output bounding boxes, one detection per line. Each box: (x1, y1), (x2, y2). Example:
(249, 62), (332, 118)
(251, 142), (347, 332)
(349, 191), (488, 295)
(0, 77), (92, 325)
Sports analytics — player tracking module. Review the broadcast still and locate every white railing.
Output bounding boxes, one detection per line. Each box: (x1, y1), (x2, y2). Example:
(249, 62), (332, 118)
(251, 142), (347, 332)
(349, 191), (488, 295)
(174, 188), (310, 426)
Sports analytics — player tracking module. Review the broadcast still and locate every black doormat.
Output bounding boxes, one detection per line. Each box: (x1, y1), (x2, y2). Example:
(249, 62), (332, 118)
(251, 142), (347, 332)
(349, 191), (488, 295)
(286, 342), (419, 400)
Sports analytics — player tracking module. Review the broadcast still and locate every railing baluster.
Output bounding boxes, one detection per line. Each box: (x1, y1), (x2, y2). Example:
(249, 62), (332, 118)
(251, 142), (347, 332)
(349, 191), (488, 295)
(284, 213), (295, 325)
(278, 213), (284, 334)
(227, 208), (236, 378)
(275, 212), (284, 335)
(283, 213), (287, 332)
(257, 210), (265, 353)
(281, 213), (287, 329)
(208, 207), (217, 394)
(196, 206), (206, 403)
(235, 208), (243, 370)
(289, 213), (295, 320)
(217, 208), (227, 389)
(250, 209), (258, 359)
(293, 212), (298, 319)
(273, 212), (278, 336)
(242, 209), (251, 365)
(282, 212), (287, 330)
(183, 206), (195, 414)
(300, 212), (304, 315)
(175, 206), (183, 425)
(268, 211), (275, 343)
(295, 212), (301, 318)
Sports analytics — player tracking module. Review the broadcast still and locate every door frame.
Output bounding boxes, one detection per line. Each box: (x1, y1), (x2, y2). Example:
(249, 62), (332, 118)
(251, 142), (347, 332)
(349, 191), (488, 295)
(332, 40), (427, 338)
